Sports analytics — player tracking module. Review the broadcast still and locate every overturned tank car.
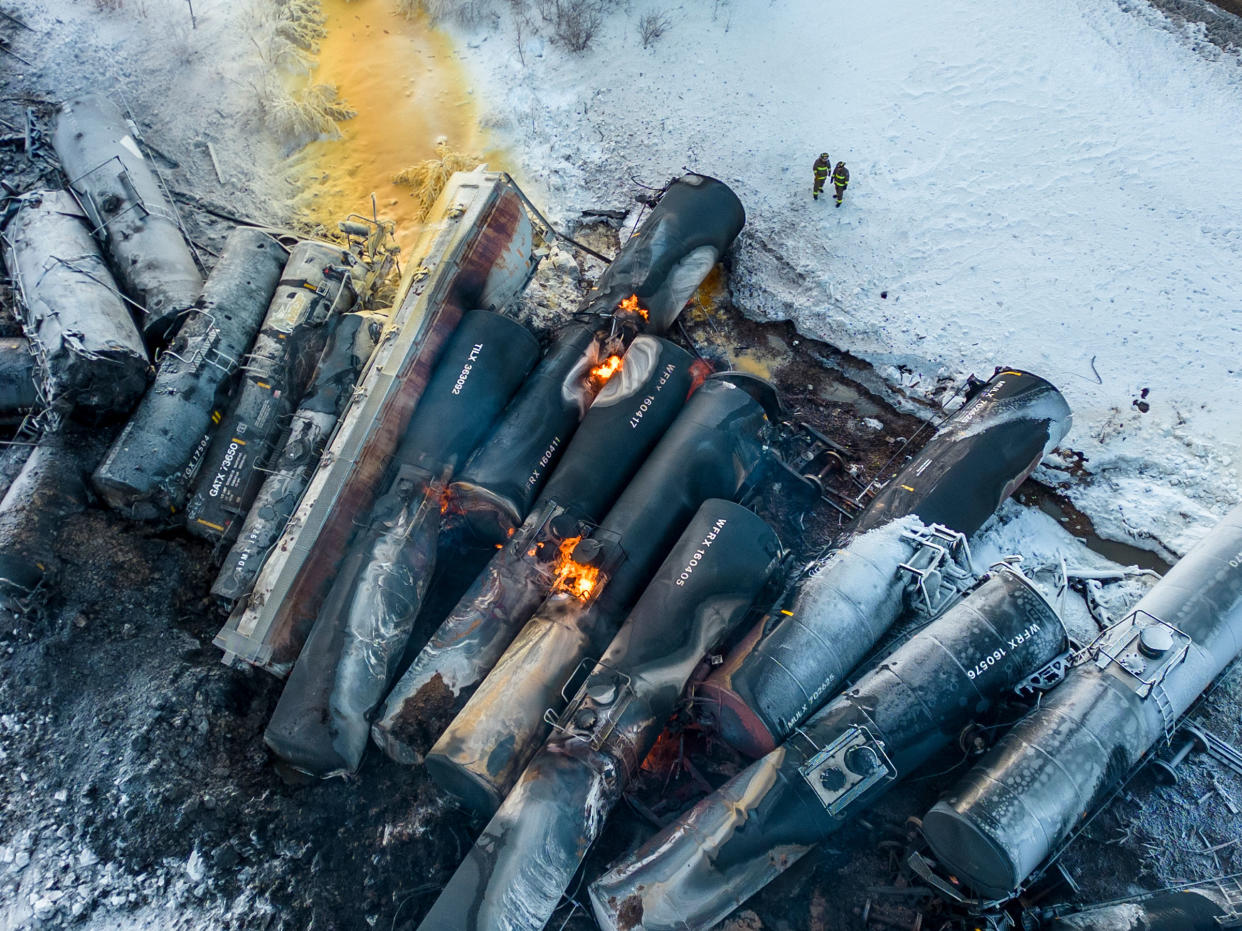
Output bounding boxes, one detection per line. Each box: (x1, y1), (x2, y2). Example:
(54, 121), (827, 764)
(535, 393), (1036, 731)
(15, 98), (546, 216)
(2, 190), (149, 416)
(184, 239), (359, 543)
(589, 566), (1067, 931)
(416, 498), (781, 931)
(214, 169), (539, 674)
(699, 369), (1072, 757)
(921, 502), (1242, 901)
(92, 227), (286, 519)
(371, 334), (694, 765)
(211, 309), (386, 602)
(370, 174), (746, 770)
(264, 308), (541, 778)
(423, 372), (779, 816)
(52, 94), (203, 343)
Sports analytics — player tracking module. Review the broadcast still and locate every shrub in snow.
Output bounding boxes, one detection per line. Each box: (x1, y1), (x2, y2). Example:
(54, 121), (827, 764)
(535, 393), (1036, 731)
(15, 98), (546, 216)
(537, 0), (606, 53)
(638, 10), (672, 48)
(393, 142), (483, 220)
(397, 0), (498, 26)
(257, 77), (355, 143)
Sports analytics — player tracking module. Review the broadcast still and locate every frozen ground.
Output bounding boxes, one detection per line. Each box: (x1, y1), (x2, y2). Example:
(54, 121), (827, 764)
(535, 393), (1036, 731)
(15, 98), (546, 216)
(446, 0), (1242, 560)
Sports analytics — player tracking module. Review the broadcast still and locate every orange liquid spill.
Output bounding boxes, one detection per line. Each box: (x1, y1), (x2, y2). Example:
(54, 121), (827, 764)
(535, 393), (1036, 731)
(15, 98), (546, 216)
(292, 0), (497, 253)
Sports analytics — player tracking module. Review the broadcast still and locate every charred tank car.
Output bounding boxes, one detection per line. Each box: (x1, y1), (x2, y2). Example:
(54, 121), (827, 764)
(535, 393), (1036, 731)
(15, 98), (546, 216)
(264, 309), (540, 778)
(422, 373), (779, 817)
(700, 369), (1071, 757)
(415, 499), (780, 931)
(184, 241), (358, 543)
(590, 566), (1067, 931)
(921, 503), (1242, 900)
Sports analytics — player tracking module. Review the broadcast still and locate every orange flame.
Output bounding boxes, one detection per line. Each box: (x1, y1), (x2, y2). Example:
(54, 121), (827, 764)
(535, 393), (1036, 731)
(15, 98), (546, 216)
(590, 354), (624, 383)
(619, 293), (649, 321)
(550, 535), (600, 601)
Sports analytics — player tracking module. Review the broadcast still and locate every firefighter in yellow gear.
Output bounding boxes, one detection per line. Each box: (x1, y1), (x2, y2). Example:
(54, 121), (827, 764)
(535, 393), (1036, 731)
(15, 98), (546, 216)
(833, 162), (850, 207)
(812, 153), (830, 200)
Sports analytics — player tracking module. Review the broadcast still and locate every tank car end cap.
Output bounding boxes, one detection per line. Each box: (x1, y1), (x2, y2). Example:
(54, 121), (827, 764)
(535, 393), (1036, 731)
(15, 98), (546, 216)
(921, 801), (1022, 901)
(695, 680), (778, 759)
(423, 750), (503, 820)
(263, 718), (352, 781)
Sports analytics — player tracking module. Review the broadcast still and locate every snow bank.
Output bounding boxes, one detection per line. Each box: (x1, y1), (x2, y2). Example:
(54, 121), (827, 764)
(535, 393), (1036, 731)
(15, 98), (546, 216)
(9, 0), (291, 229)
(447, 0), (1242, 556)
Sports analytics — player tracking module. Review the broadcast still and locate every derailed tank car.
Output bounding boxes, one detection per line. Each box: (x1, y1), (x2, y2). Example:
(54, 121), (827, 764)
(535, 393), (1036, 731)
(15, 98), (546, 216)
(700, 369), (1072, 757)
(92, 228), (286, 519)
(211, 309), (386, 602)
(447, 321), (602, 545)
(415, 498), (780, 931)
(2, 191), (149, 416)
(184, 240), (358, 542)
(52, 94), (203, 343)
(0, 435), (98, 613)
(445, 172), (745, 545)
(368, 174), (746, 768)
(589, 566), (1067, 931)
(264, 309), (541, 778)
(371, 335), (695, 765)
(423, 373), (779, 817)
(215, 169), (539, 675)
(581, 173), (745, 333)
(921, 503), (1242, 900)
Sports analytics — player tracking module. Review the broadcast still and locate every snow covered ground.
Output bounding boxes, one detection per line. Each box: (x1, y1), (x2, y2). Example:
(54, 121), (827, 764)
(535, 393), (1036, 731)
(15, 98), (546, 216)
(446, 0), (1242, 558)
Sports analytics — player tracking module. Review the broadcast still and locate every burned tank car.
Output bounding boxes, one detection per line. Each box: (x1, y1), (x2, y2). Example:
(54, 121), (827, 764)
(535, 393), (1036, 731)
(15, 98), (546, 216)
(423, 373), (780, 818)
(52, 94), (203, 342)
(700, 369), (1071, 757)
(448, 172), (748, 545)
(2, 191), (149, 416)
(92, 228), (286, 520)
(185, 240), (357, 543)
(415, 499), (780, 931)
(265, 309), (540, 779)
(212, 310), (385, 603)
(581, 173), (745, 332)
(0, 433), (98, 612)
(590, 566), (1067, 931)
(447, 322), (601, 544)
(1044, 889), (1237, 931)
(922, 503), (1242, 900)
(214, 169), (539, 675)
(371, 335), (695, 766)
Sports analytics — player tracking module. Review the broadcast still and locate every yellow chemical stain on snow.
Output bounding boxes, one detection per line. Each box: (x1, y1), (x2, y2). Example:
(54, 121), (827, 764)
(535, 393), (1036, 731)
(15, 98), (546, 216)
(292, 0), (499, 252)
